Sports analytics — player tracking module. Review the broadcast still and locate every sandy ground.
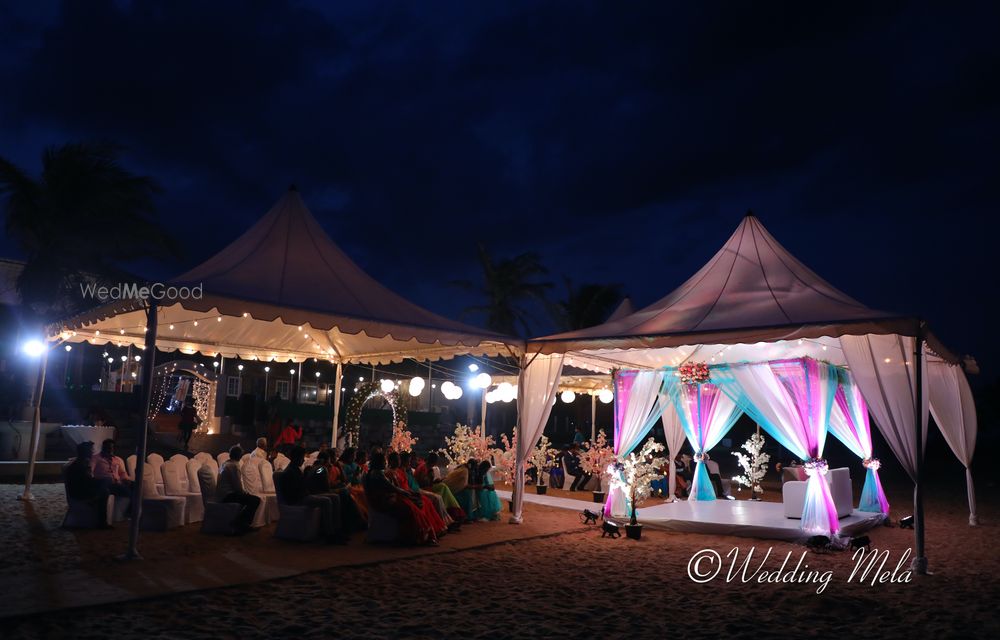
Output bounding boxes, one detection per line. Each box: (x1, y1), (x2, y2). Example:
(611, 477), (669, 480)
(3, 479), (998, 639)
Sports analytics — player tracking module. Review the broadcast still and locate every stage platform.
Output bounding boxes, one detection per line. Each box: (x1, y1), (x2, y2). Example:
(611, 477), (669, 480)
(498, 490), (884, 542)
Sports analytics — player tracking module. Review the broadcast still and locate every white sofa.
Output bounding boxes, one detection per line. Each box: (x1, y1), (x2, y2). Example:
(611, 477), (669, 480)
(782, 467), (853, 519)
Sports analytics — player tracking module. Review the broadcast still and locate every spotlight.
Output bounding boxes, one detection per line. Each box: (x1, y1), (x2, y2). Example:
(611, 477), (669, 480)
(580, 509), (599, 525)
(601, 521), (621, 538)
(850, 535), (871, 552)
(805, 535), (831, 551)
(899, 515), (914, 529)
(21, 339), (46, 358)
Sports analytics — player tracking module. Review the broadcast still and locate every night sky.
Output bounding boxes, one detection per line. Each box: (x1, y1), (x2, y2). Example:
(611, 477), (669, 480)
(2, 1), (998, 383)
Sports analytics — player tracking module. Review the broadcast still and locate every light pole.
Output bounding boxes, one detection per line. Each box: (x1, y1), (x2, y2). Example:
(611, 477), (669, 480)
(18, 338), (50, 502)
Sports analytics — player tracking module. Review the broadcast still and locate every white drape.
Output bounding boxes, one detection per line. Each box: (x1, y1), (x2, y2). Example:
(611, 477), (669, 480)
(511, 354), (564, 523)
(928, 361), (978, 525)
(840, 334), (928, 482)
(660, 400), (688, 501)
(606, 370), (665, 518)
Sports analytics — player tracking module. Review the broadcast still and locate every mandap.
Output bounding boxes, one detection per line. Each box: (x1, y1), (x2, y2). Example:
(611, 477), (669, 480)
(514, 213), (977, 573)
(42, 187), (522, 555)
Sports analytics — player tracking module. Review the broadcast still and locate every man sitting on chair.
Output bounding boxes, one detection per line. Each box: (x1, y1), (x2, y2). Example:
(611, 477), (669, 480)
(91, 439), (132, 515)
(277, 446), (347, 544)
(216, 445), (261, 535)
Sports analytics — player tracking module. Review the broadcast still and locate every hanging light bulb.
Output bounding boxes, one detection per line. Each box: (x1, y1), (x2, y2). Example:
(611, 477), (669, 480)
(598, 389), (614, 404)
(264, 366), (270, 372)
(561, 390), (577, 404)
(237, 364), (244, 371)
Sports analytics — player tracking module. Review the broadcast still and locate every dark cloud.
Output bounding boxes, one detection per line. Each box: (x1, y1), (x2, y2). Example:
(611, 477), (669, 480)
(1, 0), (997, 379)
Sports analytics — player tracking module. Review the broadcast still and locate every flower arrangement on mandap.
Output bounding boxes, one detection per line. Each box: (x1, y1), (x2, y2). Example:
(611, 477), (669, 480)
(527, 434), (556, 487)
(441, 424), (495, 467)
(579, 429), (615, 492)
(491, 432), (518, 484)
(732, 432), (770, 498)
(608, 437), (666, 526)
(388, 421), (418, 453)
(678, 361), (711, 385)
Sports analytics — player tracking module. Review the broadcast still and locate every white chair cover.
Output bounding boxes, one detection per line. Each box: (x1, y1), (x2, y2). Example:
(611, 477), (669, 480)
(217, 451), (230, 468)
(126, 454), (137, 481)
(260, 459), (276, 493)
(146, 453), (166, 496)
(273, 453), (290, 472)
(186, 458), (203, 493)
(169, 453), (189, 467)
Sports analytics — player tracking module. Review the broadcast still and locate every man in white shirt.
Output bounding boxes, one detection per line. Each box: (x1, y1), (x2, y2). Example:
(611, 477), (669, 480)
(252, 438), (269, 460)
(216, 445), (260, 534)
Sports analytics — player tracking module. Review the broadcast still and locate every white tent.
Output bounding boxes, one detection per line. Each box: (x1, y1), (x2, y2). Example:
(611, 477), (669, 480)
(513, 213), (977, 572)
(42, 187), (522, 558)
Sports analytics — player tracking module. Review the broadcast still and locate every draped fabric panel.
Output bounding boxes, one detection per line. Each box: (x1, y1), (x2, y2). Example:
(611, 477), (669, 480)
(604, 370), (665, 518)
(660, 401), (688, 500)
(840, 334), (928, 483)
(512, 354), (564, 522)
(662, 378), (741, 501)
(830, 374), (890, 514)
(928, 362), (978, 525)
(715, 358), (840, 535)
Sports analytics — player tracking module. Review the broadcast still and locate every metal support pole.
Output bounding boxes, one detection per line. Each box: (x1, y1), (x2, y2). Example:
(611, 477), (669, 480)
(19, 350), (49, 502)
(913, 322), (928, 574)
(481, 388), (488, 438)
(124, 301), (158, 560)
(590, 393), (597, 441)
(331, 362), (343, 449)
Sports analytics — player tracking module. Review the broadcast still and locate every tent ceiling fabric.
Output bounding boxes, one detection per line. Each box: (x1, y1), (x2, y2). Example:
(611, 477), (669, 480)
(53, 189), (520, 364)
(529, 213), (959, 366)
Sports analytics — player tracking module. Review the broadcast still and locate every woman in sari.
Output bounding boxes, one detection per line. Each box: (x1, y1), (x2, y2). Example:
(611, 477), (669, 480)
(476, 460), (501, 521)
(388, 452), (448, 535)
(415, 452), (465, 524)
(400, 451), (453, 529)
(445, 459), (479, 523)
(364, 452), (437, 545)
(339, 447), (368, 523)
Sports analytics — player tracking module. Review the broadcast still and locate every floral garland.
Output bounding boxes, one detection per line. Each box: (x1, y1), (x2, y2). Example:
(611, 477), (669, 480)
(862, 457), (881, 471)
(579, 429), (615, 477)
(343, 381), (408, 447)
(803, 457), (829, 476)
(388, 420), (418, 453)
(678, 362), (711, 385)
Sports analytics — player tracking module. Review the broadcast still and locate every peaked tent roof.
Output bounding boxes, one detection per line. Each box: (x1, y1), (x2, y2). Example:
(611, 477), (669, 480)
(55, 189), (520, 364)
(605, 296), (634, 322)
(530, 213), (956, 363)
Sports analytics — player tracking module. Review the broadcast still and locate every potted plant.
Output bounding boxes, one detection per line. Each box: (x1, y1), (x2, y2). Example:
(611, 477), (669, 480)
(528, 435), (555, 494)
(732, 431), (770, 500)
(579, 429), (615, 503)
(609, 438), (665, 540)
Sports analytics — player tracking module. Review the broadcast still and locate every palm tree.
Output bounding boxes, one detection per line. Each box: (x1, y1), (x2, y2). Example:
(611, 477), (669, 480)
(549, 278), (624, 331)
(0, 142), (180, 323)
(453, 244), (552, 336)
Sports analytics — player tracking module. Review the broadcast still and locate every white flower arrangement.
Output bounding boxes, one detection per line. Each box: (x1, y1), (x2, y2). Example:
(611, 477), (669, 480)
(388, 420), (418, 453)
(526, 435), (556, 486)
(441, 423), (495, 467)
(579, 429), (615, 479)
(490, 432), (518, 484)
(608, 437), (665, 525)
(732, 432), (770, 495)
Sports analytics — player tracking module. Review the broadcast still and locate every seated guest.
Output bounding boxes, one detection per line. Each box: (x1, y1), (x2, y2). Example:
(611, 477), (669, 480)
(278, 446), (347, 544)
(339, 447), (368, 523)
(476, 460), (501, 521)
(445, 460), (478, 523)
(702, 453), (728, 498)
(216, 445), (261, 535)
(251, 437), (269, 460)
(415, 452), (465, 524)
(565, 443), (592, 492)
(306, 451), (362, 531)
(91, 439), (132, 514)
(400, 451), (453, 530)
(65, 441), (111, 528)
(363, 451), (438, 545)
(388, 452), (448, 535)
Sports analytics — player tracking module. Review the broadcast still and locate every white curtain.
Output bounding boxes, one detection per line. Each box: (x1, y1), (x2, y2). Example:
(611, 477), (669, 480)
(511, 354), (564, 522)
(660, 400), (688, 501)
(928, 361), (978, 525)
(606, 370), (665, 518)
(840, 334), (928, 482)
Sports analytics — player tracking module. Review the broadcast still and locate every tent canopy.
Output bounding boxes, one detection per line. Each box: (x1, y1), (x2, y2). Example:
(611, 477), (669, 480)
(529, 213), (959, 370)
(53, 188), (521, 364)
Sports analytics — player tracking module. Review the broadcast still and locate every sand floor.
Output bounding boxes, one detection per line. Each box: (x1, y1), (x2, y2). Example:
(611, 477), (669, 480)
(2, 480), (998, 639)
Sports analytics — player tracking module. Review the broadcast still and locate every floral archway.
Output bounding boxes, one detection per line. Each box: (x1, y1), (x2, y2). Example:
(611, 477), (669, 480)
(343, 381), (408, 447)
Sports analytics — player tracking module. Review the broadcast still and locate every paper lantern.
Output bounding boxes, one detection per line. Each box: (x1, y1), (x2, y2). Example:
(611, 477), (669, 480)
(561, 390), (576, 403)
(485, 390), (498, 404)
(598, 388), (614, 404)
(474, 372), (492, 389)
(380, 379), (395, 393)
(497, 382), (515, 403)
(408, 376), (425, 397)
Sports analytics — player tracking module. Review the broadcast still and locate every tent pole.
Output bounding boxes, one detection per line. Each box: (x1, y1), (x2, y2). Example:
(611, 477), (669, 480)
(19, 349), (48, 502)
(331, 362), (343, 449)
(427, 363), (432, 412)
(481, 388), (487, 439)
(509, 353), (527, 524)
(591, 393), (596, 441)
(913, 322), (928, 574)
(124, 300), (158, 561)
